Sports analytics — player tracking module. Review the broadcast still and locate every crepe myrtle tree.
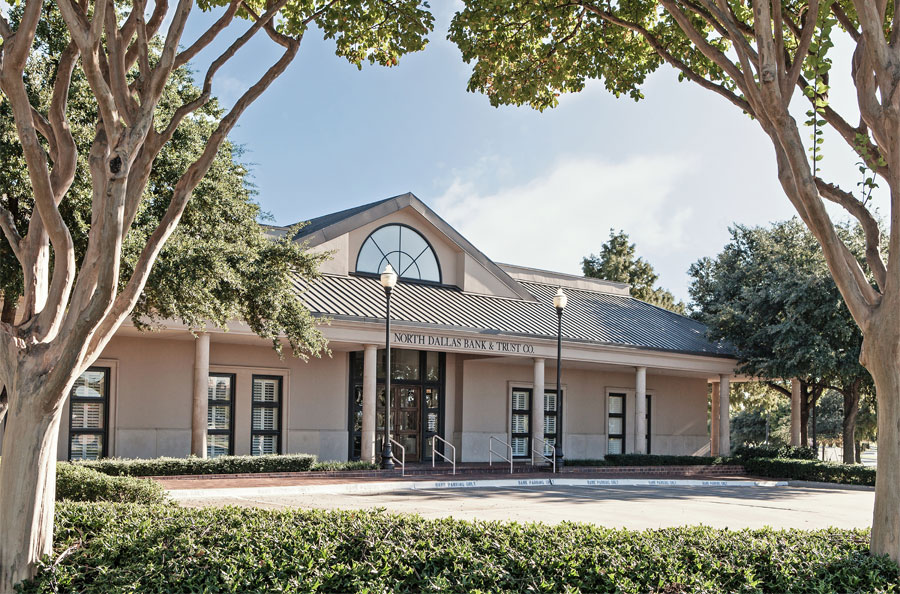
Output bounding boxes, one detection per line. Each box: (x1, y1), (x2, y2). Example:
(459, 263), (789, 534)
(0, 0), (432, 587)
(449, 0), (900, 560)
(0, 0), (333, 435)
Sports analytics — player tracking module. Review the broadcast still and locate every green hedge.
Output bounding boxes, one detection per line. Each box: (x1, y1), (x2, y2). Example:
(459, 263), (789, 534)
(55, 464), (166, 504)
(75, 454), (376, 477)
(733, 444), (817, 461)
(19, 503), (899, 593)
(744, 458), (876, 486)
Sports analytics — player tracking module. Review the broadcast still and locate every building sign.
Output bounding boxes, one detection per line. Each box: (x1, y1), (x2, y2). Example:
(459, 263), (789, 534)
(393, 332), (535, 354)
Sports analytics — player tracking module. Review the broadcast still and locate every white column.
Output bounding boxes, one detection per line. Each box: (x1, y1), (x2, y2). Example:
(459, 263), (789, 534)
(719, 374), (731, 455)
(710, 382), (720, 456)
(532, 358), (545, 460)
(791, 378), (802, 447)
(634, 366), (647, 454)
(361, 345), (377, 463)
(191, 333), (210, 458)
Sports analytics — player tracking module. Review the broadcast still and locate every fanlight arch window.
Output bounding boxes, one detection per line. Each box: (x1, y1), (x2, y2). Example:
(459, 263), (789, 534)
(356, 224), (441, 283)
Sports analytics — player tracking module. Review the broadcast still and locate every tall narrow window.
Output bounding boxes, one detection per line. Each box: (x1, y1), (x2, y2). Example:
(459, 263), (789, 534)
(510, 388), (531, 458)
(207, 374), (235, 458)
(543, 389), (561, 456)
(69, 367), (110, 460)
(251, 375), (282, 455)
(607, 392), (626, 456)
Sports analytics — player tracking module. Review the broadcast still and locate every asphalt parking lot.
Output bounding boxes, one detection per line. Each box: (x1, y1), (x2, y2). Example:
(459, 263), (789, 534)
(177, 483), (874, 530)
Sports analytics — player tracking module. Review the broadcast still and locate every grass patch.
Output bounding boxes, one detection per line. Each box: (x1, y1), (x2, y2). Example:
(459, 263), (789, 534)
(19, 504), (899, 593)
(75, 455), (376, 477)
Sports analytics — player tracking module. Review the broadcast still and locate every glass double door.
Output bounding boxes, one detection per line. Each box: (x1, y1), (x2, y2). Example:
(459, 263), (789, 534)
(377, 385), (421, 462)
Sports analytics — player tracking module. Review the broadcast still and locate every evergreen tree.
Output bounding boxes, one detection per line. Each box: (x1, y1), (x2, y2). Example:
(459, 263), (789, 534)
(582, 230), (685, 314)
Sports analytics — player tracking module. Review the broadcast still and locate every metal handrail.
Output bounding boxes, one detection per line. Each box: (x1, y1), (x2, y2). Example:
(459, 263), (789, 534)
(431, 435), (457, 475)
(389, 438), (406, 477)
(489, 436), (513, 474)
(531, 436), (556, 474)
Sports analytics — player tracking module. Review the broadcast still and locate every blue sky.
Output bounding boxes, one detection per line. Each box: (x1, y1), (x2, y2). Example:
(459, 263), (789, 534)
(184, 2), (866, 303)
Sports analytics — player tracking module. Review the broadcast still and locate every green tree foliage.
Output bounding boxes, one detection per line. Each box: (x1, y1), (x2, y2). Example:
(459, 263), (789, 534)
(688, 220), (866, 386)
(0, 1), (327, 357)
(688, 219), (873, 459)
(582, 229), (685, 313)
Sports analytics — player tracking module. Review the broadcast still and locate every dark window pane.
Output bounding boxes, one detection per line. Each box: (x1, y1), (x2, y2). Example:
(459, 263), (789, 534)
(425, 352), (440, 382)
(425, 387), (439, 409)
(392, 349), (420, 381)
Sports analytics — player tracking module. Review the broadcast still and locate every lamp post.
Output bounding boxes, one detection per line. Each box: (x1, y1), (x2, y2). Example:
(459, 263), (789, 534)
(553, 288), (567, 468)
(380, 264), (398, 470)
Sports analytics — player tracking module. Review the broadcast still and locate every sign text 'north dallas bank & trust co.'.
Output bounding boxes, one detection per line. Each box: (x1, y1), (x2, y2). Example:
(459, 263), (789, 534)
(393, 332), (535, 354)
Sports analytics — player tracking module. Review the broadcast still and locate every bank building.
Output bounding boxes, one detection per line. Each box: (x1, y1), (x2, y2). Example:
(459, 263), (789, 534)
(51, 193), (739, 466)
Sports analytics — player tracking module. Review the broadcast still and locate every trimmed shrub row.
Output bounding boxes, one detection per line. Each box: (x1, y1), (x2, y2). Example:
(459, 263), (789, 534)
(55, 464), (167, 504)
(744, 457), (876, 486)
(76, 454), (377, 477)
(733, 444), (817, 461)
(19, 503), (899, 593)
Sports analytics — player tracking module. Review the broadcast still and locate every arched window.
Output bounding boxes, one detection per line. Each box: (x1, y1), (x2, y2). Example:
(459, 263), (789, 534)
(356, 224), (441, 283)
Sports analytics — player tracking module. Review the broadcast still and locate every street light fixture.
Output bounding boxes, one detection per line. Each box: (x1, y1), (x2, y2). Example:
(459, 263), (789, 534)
(380, 264), (398, 470)
(553, 288), (567, 468)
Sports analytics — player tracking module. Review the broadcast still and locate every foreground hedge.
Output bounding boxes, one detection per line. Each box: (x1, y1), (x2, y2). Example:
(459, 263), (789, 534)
(744, 457), (876, 486)
(76, 455), (376, 477)
(55, 464), (166, 504)
(19, 504), (898, 593)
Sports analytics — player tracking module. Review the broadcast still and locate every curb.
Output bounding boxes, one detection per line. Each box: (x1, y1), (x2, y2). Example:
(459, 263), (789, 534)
(786, 480), (875, 491)
(168, 477), (788, 500)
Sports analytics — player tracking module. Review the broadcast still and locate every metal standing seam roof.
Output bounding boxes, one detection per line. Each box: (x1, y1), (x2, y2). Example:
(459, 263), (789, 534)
(293, 273), (734, 358)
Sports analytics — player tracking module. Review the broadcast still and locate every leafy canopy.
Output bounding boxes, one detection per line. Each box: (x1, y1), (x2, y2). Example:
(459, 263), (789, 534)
(688, 219), (870, 391)
(0, 1), (331, 356)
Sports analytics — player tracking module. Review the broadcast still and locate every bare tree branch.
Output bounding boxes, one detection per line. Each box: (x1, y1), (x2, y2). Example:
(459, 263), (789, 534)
(784, 0), (818, 104)
(85, 31), (301, 365)
(174, 0), (242, 70)
(815, 177), (888, 290)
(0, 199), (23, 264)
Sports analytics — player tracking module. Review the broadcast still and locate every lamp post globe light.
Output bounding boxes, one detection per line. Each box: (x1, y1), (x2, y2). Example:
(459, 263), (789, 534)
(553, 288), (567, 468)
(380, 264), (398, 470)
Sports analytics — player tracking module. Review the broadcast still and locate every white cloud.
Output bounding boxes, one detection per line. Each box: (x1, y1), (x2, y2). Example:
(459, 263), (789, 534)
(433, 153), (697, 282)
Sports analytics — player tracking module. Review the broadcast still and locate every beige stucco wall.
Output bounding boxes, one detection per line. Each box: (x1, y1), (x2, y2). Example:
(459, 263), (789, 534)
(53, 334), (710, 464)
(55, 335), (350, 462)
(459, 358), (709, 463)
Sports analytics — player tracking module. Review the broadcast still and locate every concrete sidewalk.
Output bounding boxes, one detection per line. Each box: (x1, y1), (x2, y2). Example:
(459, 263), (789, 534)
(171, 481), (874, 531)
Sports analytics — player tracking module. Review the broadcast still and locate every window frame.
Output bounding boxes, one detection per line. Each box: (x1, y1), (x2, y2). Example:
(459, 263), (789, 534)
(607, 392), (626, 456)
(68, 366), (111, 461)
(251, 374), (283, 455)
(354, 223), (443, 284)
(510, 387), (532, 459)
(542, 388), (562, 457)
(207, 373), (236, 458)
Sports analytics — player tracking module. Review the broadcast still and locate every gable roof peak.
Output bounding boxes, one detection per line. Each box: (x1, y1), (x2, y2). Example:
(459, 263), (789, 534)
(290, 193), (536, 302)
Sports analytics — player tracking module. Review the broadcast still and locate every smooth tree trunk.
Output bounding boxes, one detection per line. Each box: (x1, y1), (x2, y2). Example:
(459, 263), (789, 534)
(842, 384), (861, 465)
(0, 378), (69, 590)
(862, 291), (900, 561)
